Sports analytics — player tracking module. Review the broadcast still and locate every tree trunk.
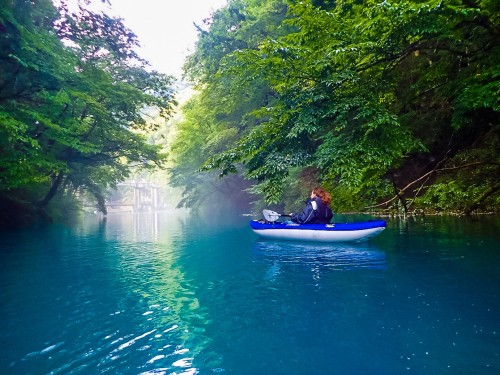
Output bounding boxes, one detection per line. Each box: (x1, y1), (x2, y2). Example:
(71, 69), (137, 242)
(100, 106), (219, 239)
(390, 172), (408, 214)
(464, 182), (500, 215)
(37, 170), (64, 207)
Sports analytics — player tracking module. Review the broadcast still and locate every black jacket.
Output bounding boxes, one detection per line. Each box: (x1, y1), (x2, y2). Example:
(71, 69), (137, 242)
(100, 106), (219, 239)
(291, 197), (333, 224)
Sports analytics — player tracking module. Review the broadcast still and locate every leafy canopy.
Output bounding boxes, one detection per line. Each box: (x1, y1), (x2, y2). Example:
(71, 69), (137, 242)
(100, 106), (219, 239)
(0, 0), (176, 216)
(179, 0), (499, 212)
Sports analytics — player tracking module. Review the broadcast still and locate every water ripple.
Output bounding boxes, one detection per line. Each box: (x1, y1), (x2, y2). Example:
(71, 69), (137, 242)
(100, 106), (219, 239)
(252, 240), (387, 270)
(3, 214), (499, 374)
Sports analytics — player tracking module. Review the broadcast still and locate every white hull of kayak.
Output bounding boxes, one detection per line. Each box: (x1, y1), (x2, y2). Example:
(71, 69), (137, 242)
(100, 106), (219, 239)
(251, 227), (385, 242)
(249, 220), (386, 243)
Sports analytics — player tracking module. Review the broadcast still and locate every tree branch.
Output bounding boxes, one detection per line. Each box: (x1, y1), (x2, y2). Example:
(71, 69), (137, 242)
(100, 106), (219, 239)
(366, 162), (500, 209)
(465, 181), (500, 215)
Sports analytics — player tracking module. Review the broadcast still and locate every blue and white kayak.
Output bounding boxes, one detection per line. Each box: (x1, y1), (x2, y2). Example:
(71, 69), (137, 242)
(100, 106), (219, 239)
(250, 220), (386, 243)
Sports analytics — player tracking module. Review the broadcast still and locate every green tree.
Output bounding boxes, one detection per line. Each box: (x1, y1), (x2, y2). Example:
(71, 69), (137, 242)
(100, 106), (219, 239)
(0, 0), (175, 223)
(185, 0), (499, 213)
(167, 92), (252, 212)
(170, 0), (291, 211)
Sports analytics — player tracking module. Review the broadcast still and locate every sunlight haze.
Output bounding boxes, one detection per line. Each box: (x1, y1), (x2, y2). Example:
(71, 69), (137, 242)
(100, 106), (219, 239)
(108, 0), (227, 78)
(59, 0), (227, 78)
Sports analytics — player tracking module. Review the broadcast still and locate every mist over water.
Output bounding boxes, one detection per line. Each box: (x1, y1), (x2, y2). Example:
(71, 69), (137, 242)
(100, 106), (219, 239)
(1, 212), (499, 374)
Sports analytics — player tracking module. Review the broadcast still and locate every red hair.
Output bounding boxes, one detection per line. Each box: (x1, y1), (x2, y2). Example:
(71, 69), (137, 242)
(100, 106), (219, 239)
(313, 187), (331, 206)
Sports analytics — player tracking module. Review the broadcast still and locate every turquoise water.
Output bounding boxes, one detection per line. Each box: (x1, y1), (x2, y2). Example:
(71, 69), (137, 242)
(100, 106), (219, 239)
(1, 212), (499, 374)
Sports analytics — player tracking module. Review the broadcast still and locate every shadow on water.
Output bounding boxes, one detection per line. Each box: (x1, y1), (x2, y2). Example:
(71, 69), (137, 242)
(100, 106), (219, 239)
(252, 239), (387, 271)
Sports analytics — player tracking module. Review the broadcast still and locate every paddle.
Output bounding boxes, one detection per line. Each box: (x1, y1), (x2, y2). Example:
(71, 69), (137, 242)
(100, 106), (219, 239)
(262, 209), (291, 222)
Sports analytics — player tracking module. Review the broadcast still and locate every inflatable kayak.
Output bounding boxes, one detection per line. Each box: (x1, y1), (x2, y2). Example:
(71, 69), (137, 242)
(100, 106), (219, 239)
(250, 220), (386, 243)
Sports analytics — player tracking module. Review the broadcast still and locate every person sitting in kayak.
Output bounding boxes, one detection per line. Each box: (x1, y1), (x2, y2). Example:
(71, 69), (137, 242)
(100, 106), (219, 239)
(290, 187), (334, 224)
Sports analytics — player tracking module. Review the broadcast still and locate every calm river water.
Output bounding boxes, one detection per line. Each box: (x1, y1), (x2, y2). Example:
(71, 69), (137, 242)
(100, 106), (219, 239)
(1, 212), (499, 374)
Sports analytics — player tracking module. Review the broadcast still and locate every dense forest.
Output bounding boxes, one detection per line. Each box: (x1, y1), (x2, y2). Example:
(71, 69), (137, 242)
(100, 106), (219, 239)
(0, 0), (175, 226)
(1, 0), (499, 226)
(172, 0), (499, 215)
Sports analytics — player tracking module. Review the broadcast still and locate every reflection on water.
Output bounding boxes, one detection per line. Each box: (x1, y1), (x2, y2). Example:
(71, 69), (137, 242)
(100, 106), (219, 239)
(0, 211), (209, 375)
(2, 213), (500, 374)
(84, 209), (191, 243)
(252, 240), (387, 270)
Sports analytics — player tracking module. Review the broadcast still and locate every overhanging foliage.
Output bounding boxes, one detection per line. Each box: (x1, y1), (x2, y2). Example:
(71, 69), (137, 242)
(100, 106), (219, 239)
(0, 0), (176, 221)
(176, 0), (499, 213)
